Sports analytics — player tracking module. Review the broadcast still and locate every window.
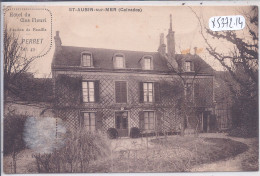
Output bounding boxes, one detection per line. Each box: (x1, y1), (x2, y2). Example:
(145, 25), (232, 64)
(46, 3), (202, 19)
(185, 61), (191, 72)
(140, 82), (160, 103)
(81, 112), (96, 132)
(82, 81), (95, 102)
(81, 53), (92, 67)
(144, 111), (155, 130)
(144, 57), (152, 70)
(141, 55), (153, 70)
(115, 81), (127, 103)
(115, 55), (124, 68)
(143, 82), (153, 102)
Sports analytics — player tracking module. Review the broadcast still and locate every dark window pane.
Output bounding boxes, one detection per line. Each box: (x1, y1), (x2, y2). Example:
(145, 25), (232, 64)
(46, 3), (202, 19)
(122, 117), (128, 129)
(116, 116), (121, 129)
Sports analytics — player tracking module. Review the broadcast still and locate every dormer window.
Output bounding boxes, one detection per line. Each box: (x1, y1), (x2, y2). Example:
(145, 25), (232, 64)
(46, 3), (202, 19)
(144, 57), (151, 70)
(113, 54), (125, 69)
(81, 52), (93, 67)
(185, 61), (191, 72)
(115, 56), (124, 68)
(141, 55), (153, 70)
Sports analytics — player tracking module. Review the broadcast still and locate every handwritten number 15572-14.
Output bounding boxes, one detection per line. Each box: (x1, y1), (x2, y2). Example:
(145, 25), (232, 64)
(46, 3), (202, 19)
(209, 15), (245, 31)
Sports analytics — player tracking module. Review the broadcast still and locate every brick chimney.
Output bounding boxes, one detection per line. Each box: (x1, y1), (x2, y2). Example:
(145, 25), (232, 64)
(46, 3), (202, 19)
(158, 33), (166, 56)
(54, 31), (62, 51)
(166, 14), (175, 58)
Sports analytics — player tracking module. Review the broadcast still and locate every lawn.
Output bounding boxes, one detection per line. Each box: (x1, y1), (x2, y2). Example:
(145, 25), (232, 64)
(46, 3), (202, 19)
(4, 135), (249, 173)
(87, 136), (248, 172)
(241, 138), (259, 171)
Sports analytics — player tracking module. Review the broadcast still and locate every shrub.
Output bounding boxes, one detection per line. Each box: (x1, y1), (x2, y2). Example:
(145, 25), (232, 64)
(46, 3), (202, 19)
(107, 128), (118, 139)
(4, 113), (28, 173)
(228, 126), (258, 138)
(4, 114), (27, 155)
(130, 127), (140, 138)
(33, 130), (111, 173)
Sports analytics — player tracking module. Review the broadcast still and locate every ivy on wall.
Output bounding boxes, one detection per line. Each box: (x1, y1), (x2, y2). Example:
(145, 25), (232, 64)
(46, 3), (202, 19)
(55, 74), (82, 108)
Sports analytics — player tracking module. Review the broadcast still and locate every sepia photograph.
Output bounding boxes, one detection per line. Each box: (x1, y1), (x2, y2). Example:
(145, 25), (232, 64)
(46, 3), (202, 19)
(1, 2), (259, 174)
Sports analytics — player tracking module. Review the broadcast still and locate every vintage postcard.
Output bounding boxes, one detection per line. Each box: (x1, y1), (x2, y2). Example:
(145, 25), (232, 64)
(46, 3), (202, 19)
(1, 1), (259, 175)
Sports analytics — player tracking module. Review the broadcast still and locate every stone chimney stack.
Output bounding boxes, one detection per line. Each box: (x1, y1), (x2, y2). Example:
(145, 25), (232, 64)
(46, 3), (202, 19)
(165, 14), (178, 70)
(166, 14), (175, 58)
(158, 33), (166, 56)
(54, 31), (62, 51)
(160, 33), (164, 45)
(194, 47), (197, 55)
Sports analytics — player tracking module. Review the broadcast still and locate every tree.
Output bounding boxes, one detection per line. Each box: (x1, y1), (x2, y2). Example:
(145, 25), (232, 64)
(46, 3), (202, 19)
(191, 7), (258, 136)
(4, 23), (53, 105)
(158, 16), (214, 136)
(4, 24), (36, 101)
(3, 22), (55, 173)
(166, 53), (207, 136)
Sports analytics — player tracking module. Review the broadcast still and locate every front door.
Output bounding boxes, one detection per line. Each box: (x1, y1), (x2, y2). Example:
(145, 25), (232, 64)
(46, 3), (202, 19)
(115, 111), (128, 137)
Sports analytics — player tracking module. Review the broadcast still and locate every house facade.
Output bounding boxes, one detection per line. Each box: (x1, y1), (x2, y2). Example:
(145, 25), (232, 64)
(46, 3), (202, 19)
(52, 17), (215, 137)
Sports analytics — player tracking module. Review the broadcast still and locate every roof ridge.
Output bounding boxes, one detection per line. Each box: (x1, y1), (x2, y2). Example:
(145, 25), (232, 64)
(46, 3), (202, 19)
(61, 45), (158, 54)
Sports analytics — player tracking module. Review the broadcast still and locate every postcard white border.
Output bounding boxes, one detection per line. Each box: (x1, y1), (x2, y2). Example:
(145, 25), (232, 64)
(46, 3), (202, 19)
(1, 1), (259, 176)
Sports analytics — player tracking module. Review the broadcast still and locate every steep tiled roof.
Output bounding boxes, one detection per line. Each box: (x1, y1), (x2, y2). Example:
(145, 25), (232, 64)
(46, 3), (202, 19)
(175, 54), (214, 75)
(52, 46), (214, 75)
(52, 46), (169, 71)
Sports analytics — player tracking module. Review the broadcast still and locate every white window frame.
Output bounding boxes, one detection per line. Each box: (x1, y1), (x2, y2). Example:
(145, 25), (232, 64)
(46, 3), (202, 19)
(81, 112), (96, 132)
(81, 52), (93, 67)
(82, 81), (95, 102)
(142, 55), (153, 70)
(116, 56), (124, 68)
(144, 111), (155, 130)
(185, 61), (192, 72)
(113, 53), (125, 69)
(143, 82), (154, 103)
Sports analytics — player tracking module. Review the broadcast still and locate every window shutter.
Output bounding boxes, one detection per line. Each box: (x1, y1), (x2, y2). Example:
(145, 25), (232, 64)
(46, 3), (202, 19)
(154, 82), (161, 102)
(115, 81), (127, 103)
(121, 82), (127, 103)
(115, 81), (121, 103)
(156, 111), (163, 133)
(79, 78), (83, 103)
(96, 111), (103, 130)
(139, 111), (144, 131)
(94, 80), (100, 102)
(139, 82), (144, 103)
(79, 112), (84, 128)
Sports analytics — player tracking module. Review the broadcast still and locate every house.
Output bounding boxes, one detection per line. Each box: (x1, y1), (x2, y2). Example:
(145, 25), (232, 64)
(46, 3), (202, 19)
(51, 16), (215, 137)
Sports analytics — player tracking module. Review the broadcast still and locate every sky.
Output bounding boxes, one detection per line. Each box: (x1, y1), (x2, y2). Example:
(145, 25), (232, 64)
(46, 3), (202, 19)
(4, 5), (253, 78)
